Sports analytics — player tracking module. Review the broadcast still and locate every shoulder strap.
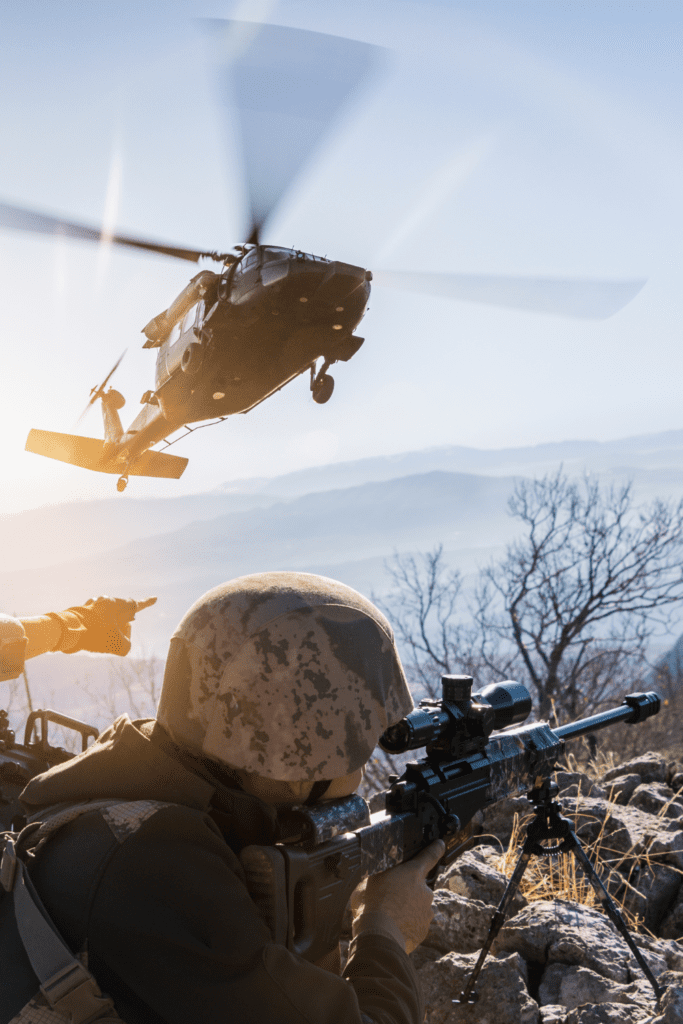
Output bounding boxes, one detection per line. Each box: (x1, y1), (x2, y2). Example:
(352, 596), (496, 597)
(1, 831), (118, 1024)
(1, 798), (179, 1023)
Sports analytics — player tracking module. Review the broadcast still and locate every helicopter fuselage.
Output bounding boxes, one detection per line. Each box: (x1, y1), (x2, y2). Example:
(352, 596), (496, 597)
(112, 245), (370, 466)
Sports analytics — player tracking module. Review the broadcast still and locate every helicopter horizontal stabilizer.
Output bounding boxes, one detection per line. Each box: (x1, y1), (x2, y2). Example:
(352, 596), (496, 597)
(25, 430), (188, 479)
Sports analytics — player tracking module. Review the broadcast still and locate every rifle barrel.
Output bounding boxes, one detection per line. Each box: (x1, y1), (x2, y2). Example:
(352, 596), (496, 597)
(554, 691), (660, 742)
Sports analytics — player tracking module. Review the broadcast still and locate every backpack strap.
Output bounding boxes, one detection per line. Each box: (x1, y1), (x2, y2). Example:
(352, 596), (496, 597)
(1, 799), (177, 1024)
(2, 831), (116, 1024)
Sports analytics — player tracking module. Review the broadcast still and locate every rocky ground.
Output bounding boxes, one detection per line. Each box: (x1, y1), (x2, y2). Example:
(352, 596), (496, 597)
(409, 752), (683, 1023)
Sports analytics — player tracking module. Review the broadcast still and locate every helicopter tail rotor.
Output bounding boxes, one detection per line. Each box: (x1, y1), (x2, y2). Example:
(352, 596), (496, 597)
(77, 350), (127, 424)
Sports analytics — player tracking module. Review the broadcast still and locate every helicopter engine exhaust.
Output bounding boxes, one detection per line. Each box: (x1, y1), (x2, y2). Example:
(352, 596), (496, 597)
(142, 271), (217, 347)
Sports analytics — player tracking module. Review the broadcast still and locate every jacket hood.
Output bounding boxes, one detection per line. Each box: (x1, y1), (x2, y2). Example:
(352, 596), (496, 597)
(20, 715), (217, 813)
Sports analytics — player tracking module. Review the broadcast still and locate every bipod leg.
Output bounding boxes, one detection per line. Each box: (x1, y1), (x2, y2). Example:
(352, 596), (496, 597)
(569, 835), (663, 1004)
(457, 841), (533, 1004)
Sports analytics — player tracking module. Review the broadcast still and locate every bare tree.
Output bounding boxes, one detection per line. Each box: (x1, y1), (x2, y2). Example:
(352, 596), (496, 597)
(76, 655), (164, 731)
(381, 472), (683, 726)
(476, 472), (683, 718)
(376, 546), (481, 700)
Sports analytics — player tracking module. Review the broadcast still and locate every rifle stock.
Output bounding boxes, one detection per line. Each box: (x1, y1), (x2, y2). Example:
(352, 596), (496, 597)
(240, 678), (661, 964)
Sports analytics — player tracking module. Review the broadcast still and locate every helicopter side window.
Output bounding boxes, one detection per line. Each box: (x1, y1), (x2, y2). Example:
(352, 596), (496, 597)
(181, 305), (197, 335)
(166, 321), (181, 346)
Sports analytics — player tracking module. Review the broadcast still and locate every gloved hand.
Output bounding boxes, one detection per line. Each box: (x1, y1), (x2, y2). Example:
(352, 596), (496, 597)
(49, 596), (156, 657)
(0, 614), (28, 682)
(350, 838), (445, 953)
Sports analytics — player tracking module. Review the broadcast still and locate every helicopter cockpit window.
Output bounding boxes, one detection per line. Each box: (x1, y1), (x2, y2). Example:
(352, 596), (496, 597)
(262, 247), (290, 263)
(241, 249), (259, 269)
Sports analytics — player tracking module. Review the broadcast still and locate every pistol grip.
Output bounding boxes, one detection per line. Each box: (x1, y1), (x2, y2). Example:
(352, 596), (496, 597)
(240, 845), (289, 946)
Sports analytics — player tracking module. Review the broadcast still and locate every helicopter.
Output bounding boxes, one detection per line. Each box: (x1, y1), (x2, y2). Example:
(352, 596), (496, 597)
(1, 21), (645, 493)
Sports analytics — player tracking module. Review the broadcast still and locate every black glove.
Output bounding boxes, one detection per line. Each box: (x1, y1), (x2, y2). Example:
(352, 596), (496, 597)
(49, 596), (156, 657)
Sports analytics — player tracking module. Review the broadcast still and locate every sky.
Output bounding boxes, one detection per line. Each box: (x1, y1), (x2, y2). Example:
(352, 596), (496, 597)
(0, 0), (681, 514)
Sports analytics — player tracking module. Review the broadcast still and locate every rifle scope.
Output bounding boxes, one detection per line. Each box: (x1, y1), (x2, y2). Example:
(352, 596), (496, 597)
(379, 677), (532, 754)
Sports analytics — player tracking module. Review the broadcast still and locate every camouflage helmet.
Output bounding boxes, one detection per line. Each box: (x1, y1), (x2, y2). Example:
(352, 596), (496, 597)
(0, 614), (28, 683)
(157, 572), (413, 781)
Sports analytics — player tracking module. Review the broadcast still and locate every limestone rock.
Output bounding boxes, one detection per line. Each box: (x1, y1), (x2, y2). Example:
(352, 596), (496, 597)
(605, 774), (644, 805)
(440, 846), (527, 914)
(660, 892), (683, 941)
(410, 944), (441, 970)
(564, 1003), (652, 1024)
(539, 963), (652, 1010)
(555, 771), (606, 800)
(493, 899), (663, 984)
(635, 937), (683, 974)
(541, 1006), (569, 1024)
(424, 889), (494, 954)
(621, 862), (682, 932)
(626, 947), (668, 981)
(479, 796), (531, 844)
(415, 949), (539, 1024)
(630, 783), (683, 822)
(603, 755), (668, 787)
(571, 798), (683, 870)
(642, 971), (683, 1024)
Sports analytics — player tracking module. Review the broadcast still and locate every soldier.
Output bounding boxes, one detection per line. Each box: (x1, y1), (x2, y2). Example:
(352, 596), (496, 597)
(0, 573), (443, 1024)
(0, 596), (156, 682)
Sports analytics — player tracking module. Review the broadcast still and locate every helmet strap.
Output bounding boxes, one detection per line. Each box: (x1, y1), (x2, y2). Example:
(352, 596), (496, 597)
(304, 780), (331, 804)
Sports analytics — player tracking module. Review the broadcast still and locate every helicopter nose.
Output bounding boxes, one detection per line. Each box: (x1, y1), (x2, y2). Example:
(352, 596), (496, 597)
(311, 262), (370, 305)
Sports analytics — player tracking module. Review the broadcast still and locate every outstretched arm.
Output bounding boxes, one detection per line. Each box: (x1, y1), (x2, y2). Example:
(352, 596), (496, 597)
(41, 596), (157, 657)
(1, 597), (157, 680)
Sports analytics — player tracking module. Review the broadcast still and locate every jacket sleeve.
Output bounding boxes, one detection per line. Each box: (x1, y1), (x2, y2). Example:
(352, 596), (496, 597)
(84, 806), (422, 1024)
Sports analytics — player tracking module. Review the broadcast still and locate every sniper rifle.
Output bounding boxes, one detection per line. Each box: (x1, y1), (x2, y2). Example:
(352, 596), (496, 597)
(240, 675), (661, 989)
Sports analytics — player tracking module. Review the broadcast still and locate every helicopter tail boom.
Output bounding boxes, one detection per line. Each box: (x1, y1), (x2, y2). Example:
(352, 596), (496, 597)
(25, 429), (188, 479)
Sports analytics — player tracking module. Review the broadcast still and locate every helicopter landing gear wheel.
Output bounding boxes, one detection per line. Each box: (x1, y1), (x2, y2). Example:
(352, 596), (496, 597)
(116, 476), (128, 493)
(312, 373), (335, 404)
(310, 360), (335, 405)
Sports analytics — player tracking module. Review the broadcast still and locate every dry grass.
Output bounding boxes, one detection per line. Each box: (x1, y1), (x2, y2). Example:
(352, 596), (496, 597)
(493, 782), (683, 934)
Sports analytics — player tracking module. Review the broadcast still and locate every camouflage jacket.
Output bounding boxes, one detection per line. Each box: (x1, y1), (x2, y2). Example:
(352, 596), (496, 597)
(0, 715), (422, 1024)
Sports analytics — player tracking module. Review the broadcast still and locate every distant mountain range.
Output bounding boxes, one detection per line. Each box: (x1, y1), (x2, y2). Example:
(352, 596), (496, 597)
(0, 471), (518, 651)
(0, 492), (279, 572)
(214, 428), (683, 498)
(4, 428), (682, 574)
(2, 428), (683, 658)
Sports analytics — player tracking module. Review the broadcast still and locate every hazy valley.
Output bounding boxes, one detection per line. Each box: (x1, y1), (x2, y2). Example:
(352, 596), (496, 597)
(3, 427), (683, 728)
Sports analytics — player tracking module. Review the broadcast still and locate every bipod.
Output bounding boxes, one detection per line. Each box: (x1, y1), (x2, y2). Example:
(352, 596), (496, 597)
(456, 776), (664, 1007)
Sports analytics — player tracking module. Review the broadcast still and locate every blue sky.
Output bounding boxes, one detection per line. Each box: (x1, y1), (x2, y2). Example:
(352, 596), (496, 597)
(0, 0), (681, 512)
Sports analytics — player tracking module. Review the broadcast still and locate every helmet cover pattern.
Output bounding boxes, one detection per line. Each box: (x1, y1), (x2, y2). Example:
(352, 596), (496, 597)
(157, 572), (413, 780)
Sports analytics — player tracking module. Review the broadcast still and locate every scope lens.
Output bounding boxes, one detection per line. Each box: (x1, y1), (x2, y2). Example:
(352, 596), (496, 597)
(477, 680), (531, 728)
(379, 708), (451, 753)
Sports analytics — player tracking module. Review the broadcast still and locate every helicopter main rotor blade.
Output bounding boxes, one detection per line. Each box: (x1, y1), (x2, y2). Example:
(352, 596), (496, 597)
(372, 270), (646, 320)
(0, 201), (214, 263)
(77, 350), (126, 424)
(206, 20), (383, 244)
